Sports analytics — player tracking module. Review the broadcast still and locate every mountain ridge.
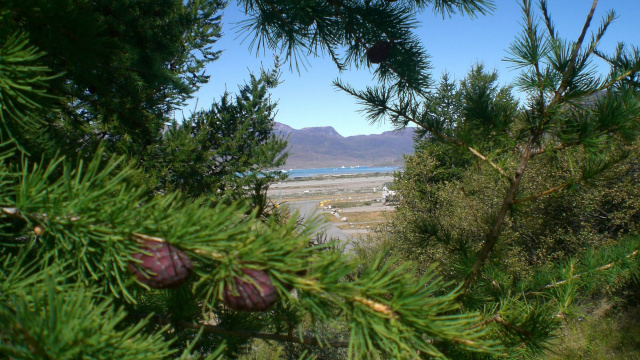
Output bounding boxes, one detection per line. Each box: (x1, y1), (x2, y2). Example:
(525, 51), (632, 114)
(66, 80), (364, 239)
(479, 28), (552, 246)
(274, 122), (416, 168)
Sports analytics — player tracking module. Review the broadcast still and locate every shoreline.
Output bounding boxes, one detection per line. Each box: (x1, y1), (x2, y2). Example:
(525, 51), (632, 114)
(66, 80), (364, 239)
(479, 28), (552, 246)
(281, 171), (397, 182)
(268, 173), (395, 199)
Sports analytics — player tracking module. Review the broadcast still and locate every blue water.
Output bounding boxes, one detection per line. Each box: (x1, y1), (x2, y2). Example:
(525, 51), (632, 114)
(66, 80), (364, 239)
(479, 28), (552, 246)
(279, 166), (401, 178)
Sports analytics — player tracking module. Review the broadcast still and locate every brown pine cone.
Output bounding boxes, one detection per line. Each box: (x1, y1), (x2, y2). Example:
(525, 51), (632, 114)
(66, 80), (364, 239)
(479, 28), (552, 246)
(223, 269), (278, 311)
(366, 41), (392, 64)
(129, 240), (193, 289)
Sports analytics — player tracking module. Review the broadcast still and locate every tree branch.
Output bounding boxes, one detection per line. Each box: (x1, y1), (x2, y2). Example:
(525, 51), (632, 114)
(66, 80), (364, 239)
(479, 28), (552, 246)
(462, 141), (534, 293)
(522, 0), (546, 108)
(540, 0), (557, 41)
(591, 69), (635, 94)
(324, 0), (430, 98)
(550, 0), (598, 106)
(142, 311), (485, 351)
(353, 296), (396, 317)
(512, 181), (573, 205)
(338, 86), (511, 180)
(529, 140), (581, 156)
(463, 2), (603, 293)
(142, 313), (350, 348)
(466, 146), (510, 180)
(470, 314), (532, 337)
(1, 207), (226, 259)
(526, 249), (639, 295)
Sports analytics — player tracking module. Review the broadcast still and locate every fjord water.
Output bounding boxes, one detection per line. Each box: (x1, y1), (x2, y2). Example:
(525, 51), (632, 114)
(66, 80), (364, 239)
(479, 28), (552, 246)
(282, 166), (400, 178)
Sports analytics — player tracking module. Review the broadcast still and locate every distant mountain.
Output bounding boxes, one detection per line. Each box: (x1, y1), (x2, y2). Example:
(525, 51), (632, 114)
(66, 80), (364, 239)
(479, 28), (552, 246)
(274, 122), (416, 168)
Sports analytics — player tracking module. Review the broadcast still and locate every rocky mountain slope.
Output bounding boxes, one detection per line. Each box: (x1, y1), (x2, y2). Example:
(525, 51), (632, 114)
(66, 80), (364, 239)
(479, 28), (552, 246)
(274, 122), (416, 168)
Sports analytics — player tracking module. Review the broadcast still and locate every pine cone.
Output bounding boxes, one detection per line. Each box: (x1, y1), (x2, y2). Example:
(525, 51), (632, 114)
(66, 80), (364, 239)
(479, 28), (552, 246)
(223, 269), (278, 311)
(129, 240), (193, 289)
(366, 41), (392, 64)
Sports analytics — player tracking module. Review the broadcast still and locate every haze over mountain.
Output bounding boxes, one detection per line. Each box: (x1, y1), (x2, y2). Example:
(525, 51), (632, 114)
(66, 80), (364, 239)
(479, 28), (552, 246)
(275, 122), (416, 168)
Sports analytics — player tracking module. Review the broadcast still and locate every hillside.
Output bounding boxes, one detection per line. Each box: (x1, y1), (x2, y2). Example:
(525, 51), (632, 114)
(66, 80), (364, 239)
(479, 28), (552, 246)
(274, 122), (416, 168)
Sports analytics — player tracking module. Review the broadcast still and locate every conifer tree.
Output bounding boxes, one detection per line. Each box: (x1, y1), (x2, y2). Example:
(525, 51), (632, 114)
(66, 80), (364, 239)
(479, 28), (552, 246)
(142, 66), (288, 214)
(0, 0), (224, 156)
(338, 0), (640, 357)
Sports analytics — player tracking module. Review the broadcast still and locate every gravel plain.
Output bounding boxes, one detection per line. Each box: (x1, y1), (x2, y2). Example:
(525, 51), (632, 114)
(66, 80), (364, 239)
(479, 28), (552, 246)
(268, 173), (397, 242)
(268, 173), (394, 198)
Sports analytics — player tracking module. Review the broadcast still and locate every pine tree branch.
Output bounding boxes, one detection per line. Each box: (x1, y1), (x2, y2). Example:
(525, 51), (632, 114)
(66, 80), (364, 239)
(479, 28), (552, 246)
(592, 69), (635, 94)
(263, 0), (291, 27)
(529, 141), (580, 156)
(140, 313), (350, 348)
(327, 0), (407, 79)
(539, 0), (557, 41)
(462, 142), (534, 293)
(6, 319), (54, 360)
(467, 146), (510, 180)
(142, 312), (486, 351)
(255, 0), (345, 71)
(461, 6), (615, 286)
(318, 0), (430, 97)
(521, 0), (546, 108)
(300, 278), (397, 318)
(459, 2), (622, 294)
(550, 0), (598, 107)
(412, 118), (508, 179)
(336, 84), (510, 180)
(2, 207), (81, 224)
(1, 207), (228, 259)
(470, 314), (532, 337)
(512, 181), (573, 205)
(526, 249), (639, 295)
(353, 296), (396, 317)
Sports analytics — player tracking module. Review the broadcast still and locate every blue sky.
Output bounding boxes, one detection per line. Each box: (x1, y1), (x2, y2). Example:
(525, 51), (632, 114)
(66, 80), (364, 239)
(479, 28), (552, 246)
(182, 1), (640, 137)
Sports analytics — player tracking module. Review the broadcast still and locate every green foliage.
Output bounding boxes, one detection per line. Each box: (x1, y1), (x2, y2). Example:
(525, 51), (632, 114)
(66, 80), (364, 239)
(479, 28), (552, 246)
(370, 1), (640, 357)
(239, 0), (492, 98)
(0, 146), (311, 304)
(0, 31), (59, 152)
(0, 0), (224, 155)
(0, 134), (504, 358)
(143, 66), (288, 212)
(3, 0), (639, 358)
(0, 280), (176, 360)
(0, 2), (507, 356)
(239, 0), (640, 356)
